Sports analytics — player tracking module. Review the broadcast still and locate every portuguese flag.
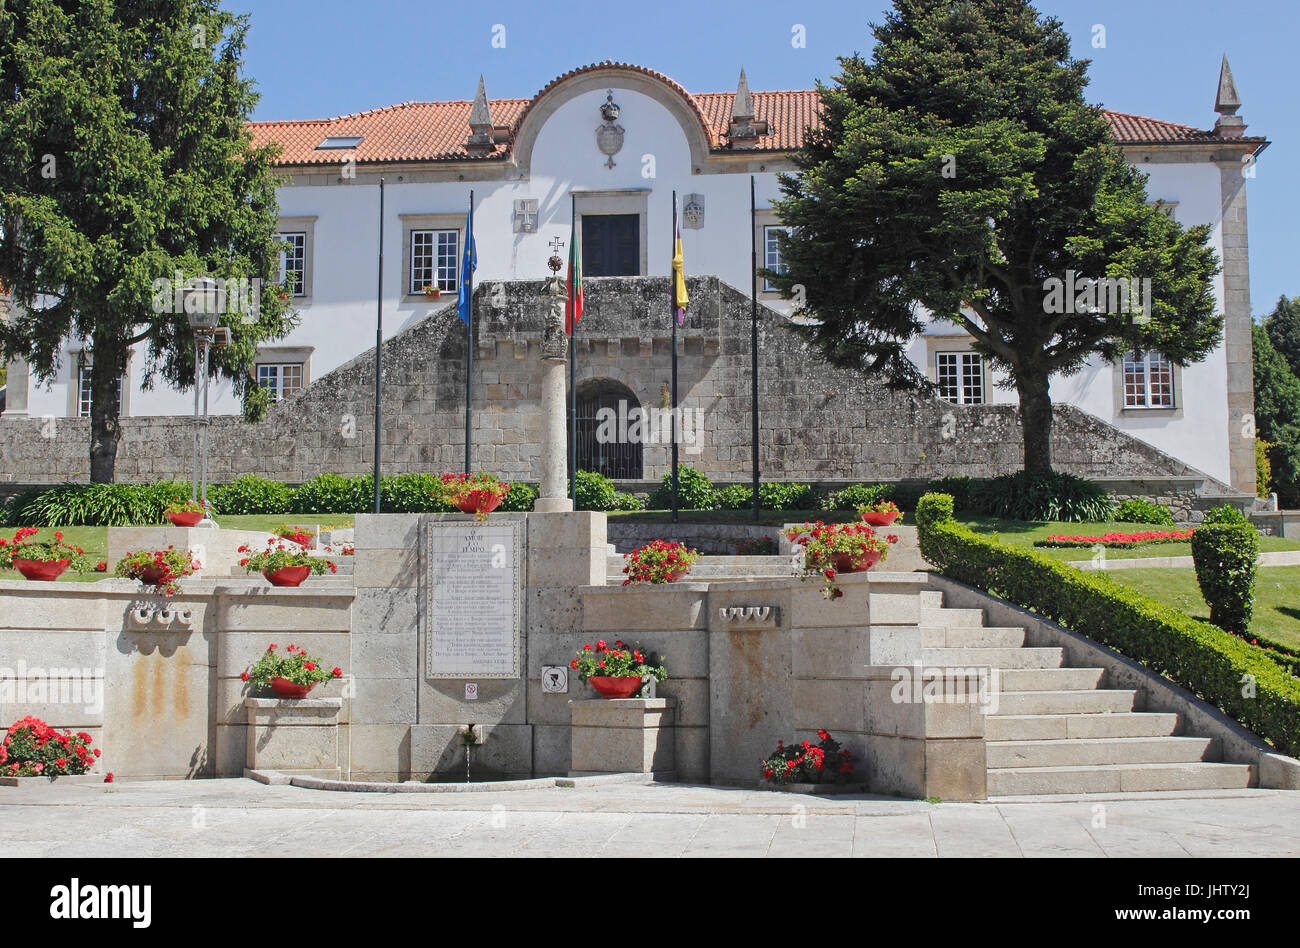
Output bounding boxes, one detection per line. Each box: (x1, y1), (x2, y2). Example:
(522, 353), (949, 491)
(566, 218), (583, 335)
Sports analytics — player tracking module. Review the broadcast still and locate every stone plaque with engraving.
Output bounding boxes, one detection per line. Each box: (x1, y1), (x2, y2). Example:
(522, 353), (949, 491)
(425, 519), (522, 679)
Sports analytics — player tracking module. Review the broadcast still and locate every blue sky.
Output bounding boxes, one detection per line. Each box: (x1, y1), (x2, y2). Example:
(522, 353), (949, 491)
(227, 0), (1296, 317)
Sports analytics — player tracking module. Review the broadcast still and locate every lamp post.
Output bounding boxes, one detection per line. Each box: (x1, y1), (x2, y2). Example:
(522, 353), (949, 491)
(184, 277), (220, 528)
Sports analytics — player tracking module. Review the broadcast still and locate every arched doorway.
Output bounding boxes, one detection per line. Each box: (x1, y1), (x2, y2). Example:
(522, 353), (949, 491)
(575, 379), (644, 479)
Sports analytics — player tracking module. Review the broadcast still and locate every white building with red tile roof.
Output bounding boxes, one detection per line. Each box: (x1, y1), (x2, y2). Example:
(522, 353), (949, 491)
(6, 59), (1266, 490)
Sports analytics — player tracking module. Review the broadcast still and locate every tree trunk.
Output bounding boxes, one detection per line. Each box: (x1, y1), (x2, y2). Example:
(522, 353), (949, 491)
(88, 330), (125, 484)
(1015, 371), (1054, 475)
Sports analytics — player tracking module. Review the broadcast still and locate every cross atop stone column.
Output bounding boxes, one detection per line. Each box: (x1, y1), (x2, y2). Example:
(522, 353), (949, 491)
(533, 265), (573, 512)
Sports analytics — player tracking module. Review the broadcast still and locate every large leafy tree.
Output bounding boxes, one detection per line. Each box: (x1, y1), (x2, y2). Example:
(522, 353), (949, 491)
(1252, 324), (1300, 506)
(0, 0), (293, 482)
(1263, 295), (1300, 379)
(770, 0), (1222, 474)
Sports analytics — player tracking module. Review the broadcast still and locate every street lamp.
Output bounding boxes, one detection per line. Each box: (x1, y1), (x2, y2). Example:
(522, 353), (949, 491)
(184, 277), (220, 528)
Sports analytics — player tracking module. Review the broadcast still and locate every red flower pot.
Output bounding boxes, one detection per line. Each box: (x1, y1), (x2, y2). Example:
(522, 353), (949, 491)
(270, 677), (315, 699)
(136, 564), (170, 586)
(12, 558), (70, 582)
(456, 490), (503, 514)
(664, 569), (688, 583)
(166, 511), (204, 527)
(588, 676), (643, 699)
(861, 511), (899, 527)
(263, 565), (312, 587)
(831, 550), (882, 574)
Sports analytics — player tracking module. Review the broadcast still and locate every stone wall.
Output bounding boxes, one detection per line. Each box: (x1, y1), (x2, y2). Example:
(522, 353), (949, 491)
(0, 277), (1231, 492)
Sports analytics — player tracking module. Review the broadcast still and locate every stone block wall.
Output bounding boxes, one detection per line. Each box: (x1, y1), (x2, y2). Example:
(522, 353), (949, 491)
(0, 277), (1227, 491)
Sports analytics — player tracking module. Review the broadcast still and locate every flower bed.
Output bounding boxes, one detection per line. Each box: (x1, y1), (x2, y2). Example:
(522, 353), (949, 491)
(1033, 529), (1194, 549)
(1, 716), (100, 778)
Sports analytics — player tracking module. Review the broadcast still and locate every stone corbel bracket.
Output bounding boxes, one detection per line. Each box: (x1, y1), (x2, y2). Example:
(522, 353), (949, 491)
(718, 605), (779, 628)
(128, 604), (196, 630)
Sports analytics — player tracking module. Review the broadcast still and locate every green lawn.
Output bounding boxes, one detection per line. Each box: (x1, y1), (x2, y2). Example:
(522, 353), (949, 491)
(952, 516), (1300, 563)
(1102, 565), (1300, 651)
(0, 515), (356, 583)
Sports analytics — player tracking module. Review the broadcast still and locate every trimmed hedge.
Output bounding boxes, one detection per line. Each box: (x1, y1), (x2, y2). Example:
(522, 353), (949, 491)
(1191, 523), (1259, 634)
(647, 466), (718, 510)
(916, 492), (1300, 757)
(208, 475), (292, 515)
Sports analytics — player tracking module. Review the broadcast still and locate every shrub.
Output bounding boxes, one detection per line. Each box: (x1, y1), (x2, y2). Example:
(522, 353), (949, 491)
(1113, 498), (1176, 526)
(823, 483), (888, 511)
(1191, 523), (1259, 634)
(289, 474), (373, 514)
(497, 482), (538, 512)
(916, 496), (1300, 757)
(925, 476), (978, 511)
(762, 482), (819, 510)
(574, 471), (639, 511)
(761, 729), (856, 785)
(1203, 503), (1250, 525)
(1257, 439), (1275, 499)
(209, 474), (292, 515)
(715, 484), (754, 510)
(380, 474), (451, 513)
(972, 471), (1113, 522)
(647, 466), (717, 510)
(2, 481), (193, 527)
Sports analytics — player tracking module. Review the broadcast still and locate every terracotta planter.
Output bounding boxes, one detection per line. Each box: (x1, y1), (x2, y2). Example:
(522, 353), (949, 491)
(270, 677), (314, 699)
(12, 558), (70, 582)
(455, 490), (504, 514)
(165, 511), (204, 527)
(588, 676), (643, 699)
(136, 564), (170, 586)
(861, 511), (899, 527)
(424, 289), (441, 300)
(263, 565), (312, 587)
(830, 549), (882, 574)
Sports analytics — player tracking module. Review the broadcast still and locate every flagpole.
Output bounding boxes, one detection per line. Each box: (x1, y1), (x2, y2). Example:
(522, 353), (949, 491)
(464, 189), (474, 474)
(372, 177), (385, 515)
(671, 191), (679, 524)
(568, 193), (577, 503)
(750, 176), (760, 523)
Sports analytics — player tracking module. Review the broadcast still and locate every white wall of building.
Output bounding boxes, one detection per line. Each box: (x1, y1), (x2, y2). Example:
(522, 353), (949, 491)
(14, 76), (1237, 484)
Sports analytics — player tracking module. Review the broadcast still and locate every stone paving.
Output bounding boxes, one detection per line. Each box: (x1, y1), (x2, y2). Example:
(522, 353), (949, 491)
(2, 779), (1299, 857)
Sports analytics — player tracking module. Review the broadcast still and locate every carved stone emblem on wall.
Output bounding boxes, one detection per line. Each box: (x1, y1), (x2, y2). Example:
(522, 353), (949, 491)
(513, 199), (539, 233)
(595, 91), (625, 170)
(682, 193), (705, 229)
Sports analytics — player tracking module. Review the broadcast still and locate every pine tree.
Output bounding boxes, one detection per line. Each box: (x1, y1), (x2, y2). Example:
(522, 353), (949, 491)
(1252, 324), (1300, 505)
(0, 0), (294, 481)
(1263, 295), (1300, 379)
(769, 0), (1222, 474)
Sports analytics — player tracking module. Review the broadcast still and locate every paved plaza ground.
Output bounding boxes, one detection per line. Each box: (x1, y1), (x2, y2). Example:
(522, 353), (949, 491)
(2, 778), (1298, 858)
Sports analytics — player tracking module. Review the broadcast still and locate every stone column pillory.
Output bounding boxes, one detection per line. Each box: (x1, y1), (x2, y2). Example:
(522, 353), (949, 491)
(534, 275), (574, 512)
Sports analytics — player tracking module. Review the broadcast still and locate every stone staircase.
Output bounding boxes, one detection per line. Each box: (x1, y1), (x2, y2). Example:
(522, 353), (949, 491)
(917, 589), (1257, 796)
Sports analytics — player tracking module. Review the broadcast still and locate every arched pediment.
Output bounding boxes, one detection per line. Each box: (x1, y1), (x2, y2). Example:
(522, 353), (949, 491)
(509, 62), (714, 175)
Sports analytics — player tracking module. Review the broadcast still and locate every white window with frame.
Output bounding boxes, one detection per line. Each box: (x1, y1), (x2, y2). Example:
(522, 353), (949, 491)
(77, 362), (123, 418)
(1122, 350), (1175, 408)
(410, 229), (459, 295)
(936, 352), (985, 404)
(276, 232), (307, 297)
(257, 363), (304, 402)
(763, 225), (789, 292)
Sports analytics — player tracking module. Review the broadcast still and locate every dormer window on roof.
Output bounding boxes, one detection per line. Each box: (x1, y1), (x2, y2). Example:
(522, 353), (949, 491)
(316, 136), (364, 150)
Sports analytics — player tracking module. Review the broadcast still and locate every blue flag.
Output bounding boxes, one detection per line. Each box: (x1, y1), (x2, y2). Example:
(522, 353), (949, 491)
(457, 207), (476, 325)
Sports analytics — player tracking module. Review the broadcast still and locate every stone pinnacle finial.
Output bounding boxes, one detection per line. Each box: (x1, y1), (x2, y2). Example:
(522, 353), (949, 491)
(466, 75), (495, 153)
(470, 75), (493, 131)
(1214, 56), (1246, 138)
(732, 67), (754, 122)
